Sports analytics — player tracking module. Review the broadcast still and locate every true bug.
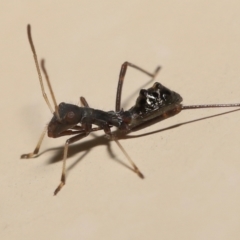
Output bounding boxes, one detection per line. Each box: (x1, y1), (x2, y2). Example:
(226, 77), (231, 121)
(22, 25), (240, 195)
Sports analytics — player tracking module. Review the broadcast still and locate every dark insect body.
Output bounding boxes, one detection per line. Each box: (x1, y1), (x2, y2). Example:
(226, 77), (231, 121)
(22, 25), (240, 195)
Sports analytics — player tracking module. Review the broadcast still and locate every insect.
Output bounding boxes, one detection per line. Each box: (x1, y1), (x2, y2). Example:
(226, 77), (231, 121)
(22, 25), (240, 195)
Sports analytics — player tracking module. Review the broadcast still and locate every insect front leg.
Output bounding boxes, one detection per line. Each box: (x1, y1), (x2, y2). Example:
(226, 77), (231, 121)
(21, 125), (47, 159)
(115, 62), (161, 111)
(54, 130), (90, 195)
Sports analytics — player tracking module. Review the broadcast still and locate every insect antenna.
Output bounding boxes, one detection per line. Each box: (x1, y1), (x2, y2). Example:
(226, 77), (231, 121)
(40, 59), (60, 120)
(27, 24), (60, 120)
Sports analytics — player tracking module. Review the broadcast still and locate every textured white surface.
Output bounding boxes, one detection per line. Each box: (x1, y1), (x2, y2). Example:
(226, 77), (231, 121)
(1, 1), (240, 239)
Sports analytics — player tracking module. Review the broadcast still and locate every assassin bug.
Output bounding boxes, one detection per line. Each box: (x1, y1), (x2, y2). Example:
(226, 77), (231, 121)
(22, 25), (240, 195)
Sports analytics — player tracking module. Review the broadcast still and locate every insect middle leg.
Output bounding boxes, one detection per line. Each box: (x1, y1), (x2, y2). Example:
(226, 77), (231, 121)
(82, 96), (144, 178)
(80, 96), (89, 107)
(115, 62), (161, 111)
(99, 121), (144, 178)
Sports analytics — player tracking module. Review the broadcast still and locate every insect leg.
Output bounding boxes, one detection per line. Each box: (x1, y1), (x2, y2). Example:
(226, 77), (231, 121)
(115, 62), (161, 111)
(100, 122), (144, 178)
(21, 125), (47, 159)
(54, 131), (90, 195)
(80, 96), (89, 107)
(114, 139), (144, 178)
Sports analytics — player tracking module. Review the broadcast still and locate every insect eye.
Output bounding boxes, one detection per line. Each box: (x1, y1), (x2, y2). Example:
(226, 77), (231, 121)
(67, 111), (75, 119)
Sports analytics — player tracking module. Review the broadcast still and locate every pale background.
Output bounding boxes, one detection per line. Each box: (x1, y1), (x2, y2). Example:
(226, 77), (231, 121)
(1, 1), (240, 239)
